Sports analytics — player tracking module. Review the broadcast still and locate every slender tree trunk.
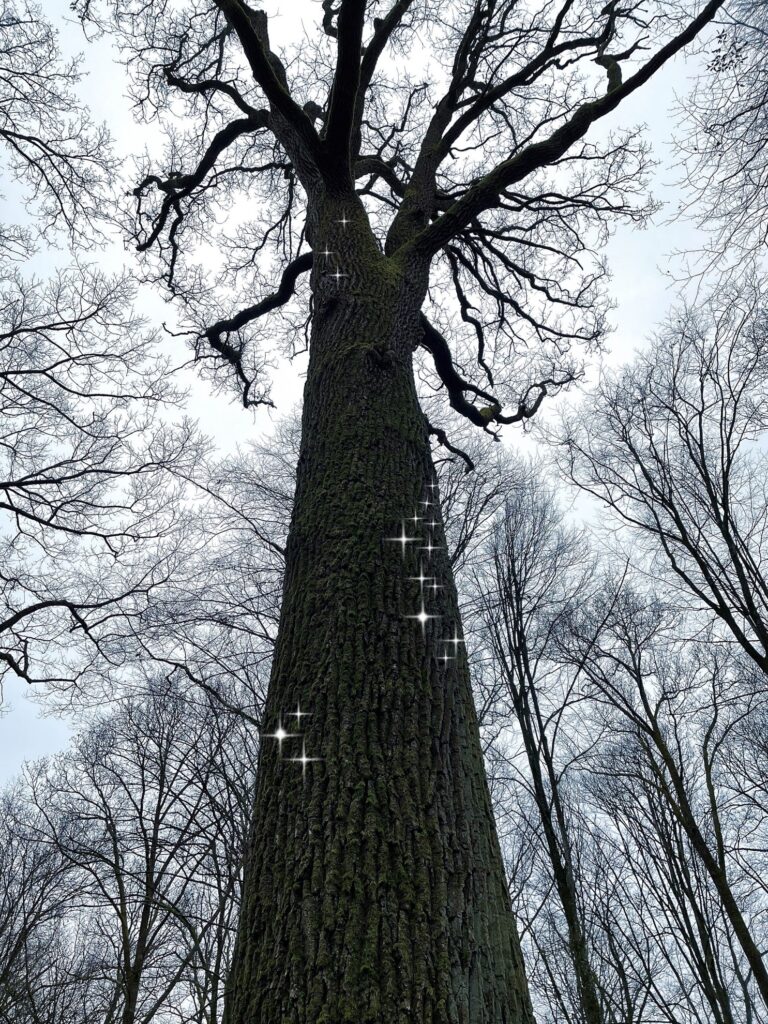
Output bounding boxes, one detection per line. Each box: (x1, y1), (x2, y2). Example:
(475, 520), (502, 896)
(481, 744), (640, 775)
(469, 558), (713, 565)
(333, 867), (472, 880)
(224, 203), (535, 1023)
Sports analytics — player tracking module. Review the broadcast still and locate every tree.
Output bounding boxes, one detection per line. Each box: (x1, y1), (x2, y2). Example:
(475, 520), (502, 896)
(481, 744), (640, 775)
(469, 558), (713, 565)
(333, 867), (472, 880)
(472, 463), (606, 1024)
(0, 2), (205, 702)
(556, 282), (768, 677)
(0, 788), (108, 1024)
(0, 0), (111, 253)
(678, 0), (768, 264)
(67, 2), (727, 1020)
(25, 678), (257, 1024)
(561, 582), (768, 1013)
(0, 787), (72, 1021)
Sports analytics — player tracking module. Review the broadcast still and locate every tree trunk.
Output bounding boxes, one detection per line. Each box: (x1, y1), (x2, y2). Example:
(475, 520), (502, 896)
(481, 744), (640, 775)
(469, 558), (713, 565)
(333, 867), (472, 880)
(224, 207), (535, 1024)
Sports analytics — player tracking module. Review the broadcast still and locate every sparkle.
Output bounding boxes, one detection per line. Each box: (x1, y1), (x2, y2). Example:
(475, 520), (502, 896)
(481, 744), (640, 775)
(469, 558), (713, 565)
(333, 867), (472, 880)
(428, 580), (443, 592)
(418, 500), (433, 508)
(425, 518), (441, 529)
(407, 564), (434, 590)
(263, 719), (297, 753)
(336, 215), (351, 227)
(427, 482), (439, 491)
(438, 651), (455, 665)
(288, 740), (322, 780)
(318, 247), (336, 259)
(288, 703), (311, 723)
(330, 269), (348, 282)
(386, 523), (420, 556)
(420, 539), (444, 557)
(406, 511), (423, 527)
(442, 629), (465, 652)
(407, 600), (440, 634)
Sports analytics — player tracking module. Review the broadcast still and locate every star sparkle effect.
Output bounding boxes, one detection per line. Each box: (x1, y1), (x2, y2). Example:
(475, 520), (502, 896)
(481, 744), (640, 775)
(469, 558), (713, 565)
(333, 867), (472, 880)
(384, 486), (466, 659)
(288, 740), (323, 781)
(407, 599), (440, 635)
(386, 522), (420, 556)
(289, 703), (311, 724)
(420, 538), (444, 557)
(263, 704), (321, 779)
(336, 214), (351, 227)
(408, 564), (434, 591)
(442, 629), (465, 653)
(263, 719), (297, 753)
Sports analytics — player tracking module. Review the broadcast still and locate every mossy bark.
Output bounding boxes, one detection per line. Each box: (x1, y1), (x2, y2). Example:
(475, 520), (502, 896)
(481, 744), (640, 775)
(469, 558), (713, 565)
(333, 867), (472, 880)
(224, 205), (535, 1024)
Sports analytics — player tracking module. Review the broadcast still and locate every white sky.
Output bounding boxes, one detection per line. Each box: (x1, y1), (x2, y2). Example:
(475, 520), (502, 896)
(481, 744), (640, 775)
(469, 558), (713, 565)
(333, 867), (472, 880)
(0, 2), (709, 782)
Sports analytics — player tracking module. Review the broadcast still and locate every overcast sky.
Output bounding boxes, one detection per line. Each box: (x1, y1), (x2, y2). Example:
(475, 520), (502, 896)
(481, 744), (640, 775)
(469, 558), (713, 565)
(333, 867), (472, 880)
(0, 1), (710, 783)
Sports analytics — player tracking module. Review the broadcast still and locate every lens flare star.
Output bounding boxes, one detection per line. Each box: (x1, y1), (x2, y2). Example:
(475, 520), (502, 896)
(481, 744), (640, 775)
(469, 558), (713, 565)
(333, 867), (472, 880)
(442, 629), (465, 653)
(288, 703), (311, 724)
(386, 522), (420, 556)
(407, 564), (434, 590)
(263, 719), (297, 753)
(288, 741), (323, 780)
(407, 600), (440, 635)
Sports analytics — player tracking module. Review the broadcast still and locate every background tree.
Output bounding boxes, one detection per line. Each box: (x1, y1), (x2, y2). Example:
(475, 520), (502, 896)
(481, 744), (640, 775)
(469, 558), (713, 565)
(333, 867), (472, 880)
(20, 678), (256, 1024)
(678, 0), (768, 264)
(0, 1), (206, 702)
(471, 464), (606, 1024)
(548, 281), (768, 1016)
(561, 586), (768, 1016)
(556, 281), (768, 676)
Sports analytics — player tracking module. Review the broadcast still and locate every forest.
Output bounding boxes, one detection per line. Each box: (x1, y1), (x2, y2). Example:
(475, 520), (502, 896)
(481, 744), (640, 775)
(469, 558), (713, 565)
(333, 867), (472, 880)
(0, 1), (767, 1022)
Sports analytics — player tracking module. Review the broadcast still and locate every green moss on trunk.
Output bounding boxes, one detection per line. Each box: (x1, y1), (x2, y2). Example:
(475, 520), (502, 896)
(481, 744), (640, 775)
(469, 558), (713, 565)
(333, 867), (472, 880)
(224, 238), (535, 1024)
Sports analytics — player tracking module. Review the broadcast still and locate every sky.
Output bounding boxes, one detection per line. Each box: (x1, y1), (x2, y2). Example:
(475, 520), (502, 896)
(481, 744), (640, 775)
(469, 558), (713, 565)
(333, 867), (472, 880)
(0, 1), (711, 783)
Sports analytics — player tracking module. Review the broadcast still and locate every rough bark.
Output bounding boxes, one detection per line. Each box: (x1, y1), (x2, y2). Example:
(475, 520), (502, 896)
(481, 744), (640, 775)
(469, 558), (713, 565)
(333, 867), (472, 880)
(223, 201), (536, 1023)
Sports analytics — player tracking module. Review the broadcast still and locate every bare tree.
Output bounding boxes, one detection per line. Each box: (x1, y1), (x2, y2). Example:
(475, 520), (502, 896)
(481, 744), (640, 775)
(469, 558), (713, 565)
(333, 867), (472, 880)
(0, 0), (113, 253)
(0, 787), (72, 1020)
(471, 460), (607, 1024)
(60, 1), (728, 1017)
(556, 281), (768, 676)
(21, 677), (256, 1024)
(0, 265), (206, 699)
(678, 0), (768, 263)
(561, 581), (768, 1012)
(0, 2), (208, 702)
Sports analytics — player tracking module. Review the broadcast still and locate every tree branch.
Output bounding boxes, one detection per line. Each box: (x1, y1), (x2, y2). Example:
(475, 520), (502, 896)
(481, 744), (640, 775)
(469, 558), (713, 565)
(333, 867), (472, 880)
(323, 0), (367, 182)
(215, 1), (326, 173)
(404, 0), (725, 259)
(420, 316), (576, 432)
(354, 0), (415, 144)
(420, 315), (502, 430)
(134, 114), (268, 252)
(426, 418), (476, 473)
(202, 251), (313, 406)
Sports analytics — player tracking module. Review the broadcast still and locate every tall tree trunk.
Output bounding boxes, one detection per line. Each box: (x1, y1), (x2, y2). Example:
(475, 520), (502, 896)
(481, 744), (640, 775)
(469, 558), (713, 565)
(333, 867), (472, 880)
(224, 206), (535, 1024)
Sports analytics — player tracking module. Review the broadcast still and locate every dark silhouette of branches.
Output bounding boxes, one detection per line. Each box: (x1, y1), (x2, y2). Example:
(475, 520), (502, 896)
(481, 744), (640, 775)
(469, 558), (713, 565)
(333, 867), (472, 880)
(0, 1), (114, 250)
(74, 0), (724, 436)
(678, 0), (768, 264)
